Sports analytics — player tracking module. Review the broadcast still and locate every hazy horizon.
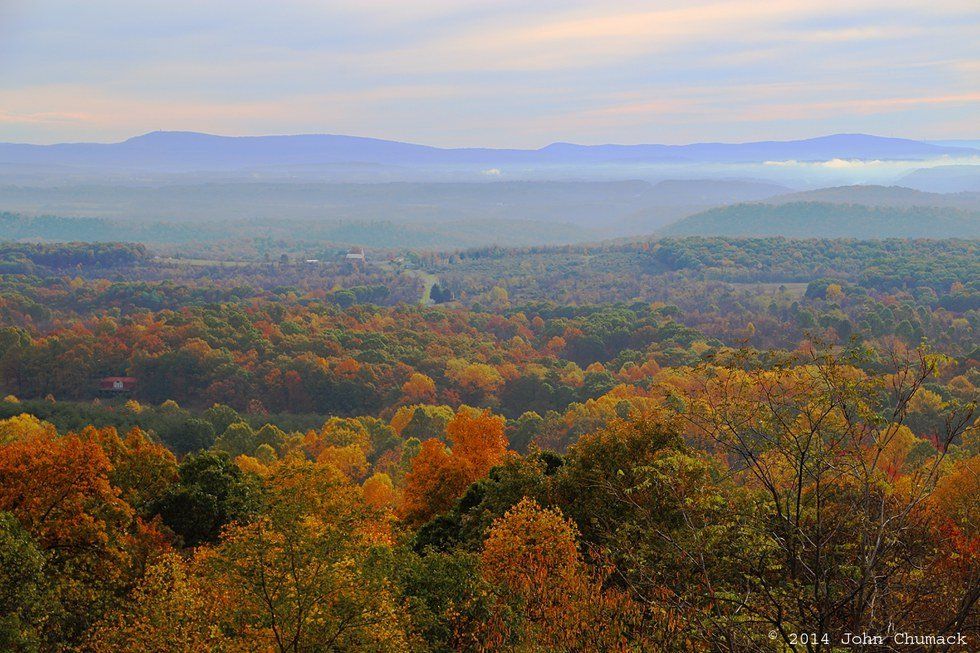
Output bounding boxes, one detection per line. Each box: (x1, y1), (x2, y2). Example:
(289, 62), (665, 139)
(0, 2), (977, 250)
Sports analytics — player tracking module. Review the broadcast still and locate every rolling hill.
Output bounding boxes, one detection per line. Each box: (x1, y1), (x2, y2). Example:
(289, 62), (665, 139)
(898, 165), (980, 193)
(761, 185), (980, 210)
(658, 201), (980, 239)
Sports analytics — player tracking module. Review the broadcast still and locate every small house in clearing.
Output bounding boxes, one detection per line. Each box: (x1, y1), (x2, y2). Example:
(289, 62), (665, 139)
(345, 247), (366, 262)
(99, 376), (137, 393)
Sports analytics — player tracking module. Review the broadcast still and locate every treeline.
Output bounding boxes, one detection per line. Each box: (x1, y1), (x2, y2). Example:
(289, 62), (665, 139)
(647, 237), (979, 288)
(432, 237), (979, 292)
(0, 211), (583, 250)
(0, 241), (147, 273)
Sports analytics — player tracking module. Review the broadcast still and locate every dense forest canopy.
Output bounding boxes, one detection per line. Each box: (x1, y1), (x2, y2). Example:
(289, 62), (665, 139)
(0, 236), (976, 652)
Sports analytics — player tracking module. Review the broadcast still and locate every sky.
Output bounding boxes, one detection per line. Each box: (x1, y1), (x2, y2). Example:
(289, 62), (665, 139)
(0, 0), (977, 147)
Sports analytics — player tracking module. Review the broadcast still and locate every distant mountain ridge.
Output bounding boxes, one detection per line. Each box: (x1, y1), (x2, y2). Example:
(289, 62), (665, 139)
(0, 132), (976, 172)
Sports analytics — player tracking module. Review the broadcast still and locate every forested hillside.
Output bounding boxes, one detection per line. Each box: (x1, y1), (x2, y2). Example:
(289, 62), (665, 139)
(661, 201), (980, 238)
(762, 184), (980, 209)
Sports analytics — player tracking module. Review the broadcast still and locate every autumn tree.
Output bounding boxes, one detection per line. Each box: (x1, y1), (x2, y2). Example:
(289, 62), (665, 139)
(400, 409), (509, 526)
(84, 425), (178, 514)
(318, 443), (370, 481)
(399, 438), (469, 526)
(363, 472), (398, 511)
(401, 372), (437, 404)
(480, 498), (643, 651)
(0, 430), (132, 558)
(446, 360), (504, 404)
(0, 429), (163, 647)
(676, 346), (978, 649)
(413, 449), (562, 553)
(85, 553), (234, 653)
(202, 462), (409, 652)
(0, 412), (56, 444)
(447, 408), (507, 478)
(918, 455), (980, 636)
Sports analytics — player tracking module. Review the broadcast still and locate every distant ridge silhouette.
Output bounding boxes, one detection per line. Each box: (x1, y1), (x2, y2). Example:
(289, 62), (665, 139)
(0, 132), (976, 171)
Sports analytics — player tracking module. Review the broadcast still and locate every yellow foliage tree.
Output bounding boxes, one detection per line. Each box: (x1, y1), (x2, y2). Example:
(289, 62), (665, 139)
(317, 443), (369, 481)
(85, 553), (232, 652)
(0, 413), (57, 444)
(203, 462), (410, 652)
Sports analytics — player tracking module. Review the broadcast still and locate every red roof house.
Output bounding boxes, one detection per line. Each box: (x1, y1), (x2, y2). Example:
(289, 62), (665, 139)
(99, 377), (137, 392)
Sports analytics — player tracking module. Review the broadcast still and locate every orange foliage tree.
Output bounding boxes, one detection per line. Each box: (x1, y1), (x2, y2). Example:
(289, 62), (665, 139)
(0, 430), (133, 556)
(480, 498), (643, 651)
(401, 372), (437, 404)
(0, 428), (170, 646)
(399, 409), (507, 525)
